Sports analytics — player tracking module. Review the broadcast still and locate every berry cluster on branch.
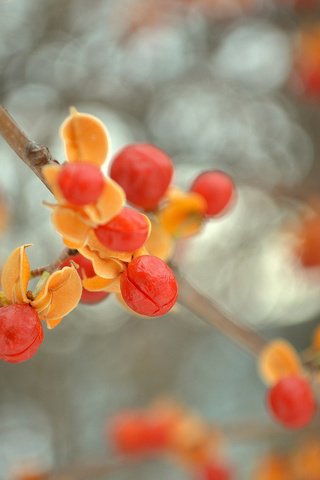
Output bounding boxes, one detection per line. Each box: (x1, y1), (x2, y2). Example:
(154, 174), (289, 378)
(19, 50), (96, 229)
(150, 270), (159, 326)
(0, 106), (234, 363)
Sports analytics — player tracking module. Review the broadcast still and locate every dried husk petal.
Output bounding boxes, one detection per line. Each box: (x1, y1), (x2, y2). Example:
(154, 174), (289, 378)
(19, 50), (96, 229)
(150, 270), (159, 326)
(158, 192), (206, 238)
(83, 178), (125, 225)
(51, 206), (92, 248)
(258, 339), (303, 386)
(1, 244), (31, 304)
(79, 243), (126, 278)
(83, 275), (121, 293)
(42, 164), (65, 203)
(145, 220), (174, 261)
(32, 266), (82, 325)
(60, 108), (109, 166)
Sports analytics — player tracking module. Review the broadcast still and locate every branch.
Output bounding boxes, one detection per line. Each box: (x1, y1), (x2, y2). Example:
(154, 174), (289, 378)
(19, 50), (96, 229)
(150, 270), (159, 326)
(175, 269), (267, 356)
(0, 105), (59, 191)
(30, 248), (78, 278)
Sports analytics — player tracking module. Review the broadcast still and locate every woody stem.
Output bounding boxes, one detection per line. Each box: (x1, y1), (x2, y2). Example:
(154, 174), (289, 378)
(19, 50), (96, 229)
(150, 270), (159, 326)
(0, 105), (59, 191)
(175, 269), (267, 356)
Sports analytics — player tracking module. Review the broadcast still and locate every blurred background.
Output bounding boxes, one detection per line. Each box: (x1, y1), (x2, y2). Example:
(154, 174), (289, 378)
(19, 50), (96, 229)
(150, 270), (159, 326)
(1, 0), (320, 478)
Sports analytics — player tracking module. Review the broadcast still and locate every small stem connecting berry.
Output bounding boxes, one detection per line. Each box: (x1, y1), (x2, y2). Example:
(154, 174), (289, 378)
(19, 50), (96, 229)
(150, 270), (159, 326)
(30, 248), (78, 278)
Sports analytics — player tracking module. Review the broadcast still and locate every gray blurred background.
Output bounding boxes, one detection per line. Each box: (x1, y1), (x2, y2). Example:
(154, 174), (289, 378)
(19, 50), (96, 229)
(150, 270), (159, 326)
(1, 0), (320, 478)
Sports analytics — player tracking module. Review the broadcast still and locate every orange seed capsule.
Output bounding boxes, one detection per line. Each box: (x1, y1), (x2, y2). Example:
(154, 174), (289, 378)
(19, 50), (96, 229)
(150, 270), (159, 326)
(60, 108), (109, 166)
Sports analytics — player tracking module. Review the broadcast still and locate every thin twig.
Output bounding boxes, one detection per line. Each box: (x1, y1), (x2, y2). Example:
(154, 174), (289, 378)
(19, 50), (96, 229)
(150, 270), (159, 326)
(175, 269), (267, 356)
(0, 105), (58, 191)
(30, 249), (78, 278)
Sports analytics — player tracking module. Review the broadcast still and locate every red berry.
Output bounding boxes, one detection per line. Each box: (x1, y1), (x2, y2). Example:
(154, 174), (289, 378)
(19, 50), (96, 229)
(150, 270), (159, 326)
(110, 144), (173, 210)
(58, 163), (104, 206)
(267, 375), (316, 429)
(109, 411), (170, 455)
(195, 462), (233, 480)
(0, 304), (44, 363)
(120, 255), (178, 316)
(95, 207), (150, 252)
(60, 253), (109, 304)
(190, 171), (235, 217)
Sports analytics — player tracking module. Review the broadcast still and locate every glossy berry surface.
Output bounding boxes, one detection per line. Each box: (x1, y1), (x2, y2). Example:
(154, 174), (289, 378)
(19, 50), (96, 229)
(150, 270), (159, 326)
(267, 375), (316, 429)
(60, 253), (109, 304)
(110, 411), (171, 454)
(0, 304), (44, 363)
(95, 207), (150, 252)
(120, 255), (178, 316)
(110, 144), (173, 210)
(58, 163), (104, 206)
(195, 462), (233, 480)
(190, 171), (234, 217)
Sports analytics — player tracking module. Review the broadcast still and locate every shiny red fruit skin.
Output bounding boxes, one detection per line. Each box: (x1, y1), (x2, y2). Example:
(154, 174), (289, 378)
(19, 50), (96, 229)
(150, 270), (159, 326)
(110, 411), (170, 455)
(60, 253), (109, 304)
(58, 163), (104, 206)
(195, 462), (233, 480)
(120, 255), (178, 316)
(0, 304), (44, 363)
(95, 207), (150, 252)
(267, 375), (316, 429)
(190, 171), (234, 217)
(110, 144), (173, 210)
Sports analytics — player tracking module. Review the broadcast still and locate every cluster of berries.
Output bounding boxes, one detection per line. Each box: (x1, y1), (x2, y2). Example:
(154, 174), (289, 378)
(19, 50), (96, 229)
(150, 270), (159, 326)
(110, 144), (234, 263)
(108, 401), (233, 480)
(258, 338), (319, 428)
(0, 108), (234, 363)
(46, 109), (234, 316)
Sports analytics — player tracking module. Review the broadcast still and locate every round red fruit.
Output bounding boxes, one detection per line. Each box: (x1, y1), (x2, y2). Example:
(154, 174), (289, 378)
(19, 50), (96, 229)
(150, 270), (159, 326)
(58, 163), (104, 206)
(195, 462), (233, 480)
(267, 375), (316, 428)
(109, 411), (171, 455)
(0, 304), (44, 363)
(60, 253), (109, 304)
(95, 207), (150, 252)
(190, 171), (235, 217)
(120, 255), (178, 316)
(110, 144), (173, 210)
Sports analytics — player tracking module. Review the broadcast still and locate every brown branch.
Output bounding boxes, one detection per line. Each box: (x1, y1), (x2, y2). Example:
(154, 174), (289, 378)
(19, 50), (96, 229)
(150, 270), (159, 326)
(0, 105), (59, 191)
(175, 269), (267, 356)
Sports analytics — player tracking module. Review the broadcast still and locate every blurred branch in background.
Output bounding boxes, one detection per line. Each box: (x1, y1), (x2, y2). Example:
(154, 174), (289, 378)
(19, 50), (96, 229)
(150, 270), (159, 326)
(176, 269), (267, 356)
